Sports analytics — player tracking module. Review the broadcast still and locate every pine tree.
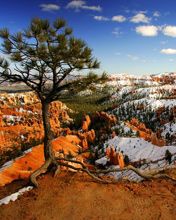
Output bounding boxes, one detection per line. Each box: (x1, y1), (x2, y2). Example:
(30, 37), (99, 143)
(0, 18), (107, 187)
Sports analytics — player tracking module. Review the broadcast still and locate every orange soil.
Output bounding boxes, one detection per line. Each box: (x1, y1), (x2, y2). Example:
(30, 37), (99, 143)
(0, 135), (81, 187)
(0, 171), (176, 220)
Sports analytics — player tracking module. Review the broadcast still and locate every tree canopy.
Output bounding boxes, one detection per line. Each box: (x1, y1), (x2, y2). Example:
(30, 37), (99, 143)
(0, 17), (106, 102)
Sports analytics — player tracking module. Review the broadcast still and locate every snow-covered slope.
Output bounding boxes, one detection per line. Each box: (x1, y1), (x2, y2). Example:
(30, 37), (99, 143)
(104, 137), (176, 162)
(96, 136), (176, 182)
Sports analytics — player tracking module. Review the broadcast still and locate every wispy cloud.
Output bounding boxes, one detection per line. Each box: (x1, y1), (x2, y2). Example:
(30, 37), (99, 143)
(40, 4), (60, 12)
(136, 25), (159, 37)
(112, 28), (122, 37)
(66, 0), (102, 12)
(82, 5), (102, 11)
(66, 0), (85, 10)
(130, 12), (151, 23)
(161, 48), (176, 55)
(153, 11), (160, 17)
(127, 54), (139, 61)
(94, 16), (109, 21)
(112, 15), (126, 22)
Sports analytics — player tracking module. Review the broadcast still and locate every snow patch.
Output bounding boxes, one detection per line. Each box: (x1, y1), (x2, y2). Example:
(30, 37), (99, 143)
(0, 186), (33, 206)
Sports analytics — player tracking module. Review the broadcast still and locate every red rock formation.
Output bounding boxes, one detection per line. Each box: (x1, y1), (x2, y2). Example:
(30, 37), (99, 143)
(96, 111), (117, 124)
(82, 115), (91, 131)
(126, 118), (166, 147)
(151, 133), (166, 147)
(105, 146), (125, 168)
(118, 152), (125, 168)
(77, 129), (96, 150)
(0, 92), (72, 154)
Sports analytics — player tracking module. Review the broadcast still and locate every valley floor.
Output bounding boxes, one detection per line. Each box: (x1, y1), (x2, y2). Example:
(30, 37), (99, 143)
(0, 171), (176, 220)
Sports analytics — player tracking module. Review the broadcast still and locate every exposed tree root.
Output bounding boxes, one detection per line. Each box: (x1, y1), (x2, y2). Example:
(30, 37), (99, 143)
(93, 165), (176, 183)
(30, 156), (176, 187)
(30, 158), (53, 187)
(56, 158), (176, 183)
(54, 165), (61, 177)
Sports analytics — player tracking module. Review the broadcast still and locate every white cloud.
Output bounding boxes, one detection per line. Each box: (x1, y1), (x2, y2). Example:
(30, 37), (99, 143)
(153, 11), (160, 17)
(40, 4), (60, 12)
(112, 15), (126, 22)
(136, 25), (158, 37)
(82, 5), (102, 11)
(162, 26), (176, 37)
(66, 0), (102, 11)
(94, 16), (109, 21)
(160, 48), (176, 55)
(130, 13), (151, 23)
(66, 0), (85, 9)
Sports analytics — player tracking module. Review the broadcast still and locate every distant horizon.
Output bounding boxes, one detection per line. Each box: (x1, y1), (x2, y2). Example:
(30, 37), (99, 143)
(1, 0), (176, 75)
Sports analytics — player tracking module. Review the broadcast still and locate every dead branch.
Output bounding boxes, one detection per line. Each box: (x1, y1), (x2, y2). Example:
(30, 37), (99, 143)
(30, 158), (53, 187)
(55, 157), (176, 183)
(29, 155), (176, 188)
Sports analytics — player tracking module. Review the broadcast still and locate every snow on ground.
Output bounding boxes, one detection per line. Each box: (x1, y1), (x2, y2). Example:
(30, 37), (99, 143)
(143, 98), (176, 109)
(2, 115), (22, 125)
(0, 186), (33, 206)
(96, 137), (176, 182)
(154, 72), (176, 78)
(161, 122), (176, 137)
(108, 76), (176, 102)
(111, 86), (134, 99)
(120, 98), (176, 110)
(135, 84), (175, 93)
(0, 147), (33, 173)
(105, 137), (176, 162)
(108, 74), (160, 87)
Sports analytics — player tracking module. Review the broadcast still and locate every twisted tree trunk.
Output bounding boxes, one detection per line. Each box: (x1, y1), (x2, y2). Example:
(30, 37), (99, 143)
(42, 102), (54, 160)
(30, 101), (55, 187)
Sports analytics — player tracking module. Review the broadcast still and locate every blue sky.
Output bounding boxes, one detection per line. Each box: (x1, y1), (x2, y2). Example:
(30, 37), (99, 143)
(1, 0), (176, 75)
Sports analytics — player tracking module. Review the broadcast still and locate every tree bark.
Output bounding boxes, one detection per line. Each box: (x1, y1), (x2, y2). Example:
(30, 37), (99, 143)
(41, 101), (54, 160)
(30, 101), (55, 187)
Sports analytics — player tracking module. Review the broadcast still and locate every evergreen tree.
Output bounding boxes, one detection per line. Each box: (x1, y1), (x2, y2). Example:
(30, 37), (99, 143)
(0, 18), (106, 187)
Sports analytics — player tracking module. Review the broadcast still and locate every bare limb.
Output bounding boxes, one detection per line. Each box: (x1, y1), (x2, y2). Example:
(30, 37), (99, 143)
(30, 158), (53, 187)
(56, 157), (176, 183)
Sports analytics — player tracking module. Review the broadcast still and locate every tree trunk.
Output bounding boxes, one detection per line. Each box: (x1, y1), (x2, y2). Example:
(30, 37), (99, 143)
(30, 101), (55, 187)
(41, 101), (54, 160)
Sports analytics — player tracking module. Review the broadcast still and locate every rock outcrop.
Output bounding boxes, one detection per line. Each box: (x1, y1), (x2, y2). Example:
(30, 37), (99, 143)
(0, 92), (72, 159)
(105, 146), (124, 168)
(95, 111), (117, 124)
(126, 118), (166, 147)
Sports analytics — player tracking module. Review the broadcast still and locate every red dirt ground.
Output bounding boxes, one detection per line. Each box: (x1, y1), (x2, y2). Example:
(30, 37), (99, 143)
(0, 170), (176, 220)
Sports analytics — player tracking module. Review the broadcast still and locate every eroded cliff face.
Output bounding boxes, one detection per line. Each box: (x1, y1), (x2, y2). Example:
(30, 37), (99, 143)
(152, 74), (176, 85)
(0, 92), (72, 156)
(0, 92), (99, 186)
(126, 118), (166, 146)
